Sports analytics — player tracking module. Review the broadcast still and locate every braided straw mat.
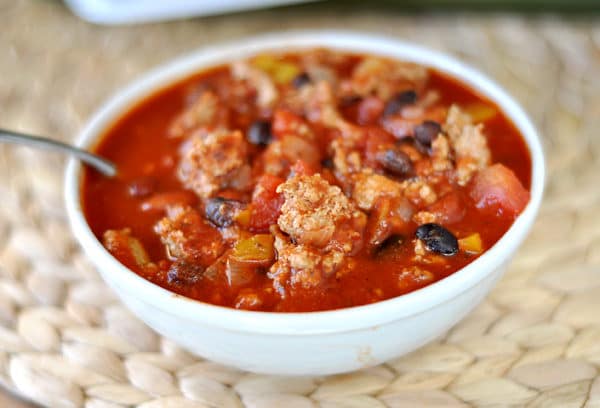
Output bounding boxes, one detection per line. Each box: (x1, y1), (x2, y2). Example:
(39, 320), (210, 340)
(2, 1), (599, 407)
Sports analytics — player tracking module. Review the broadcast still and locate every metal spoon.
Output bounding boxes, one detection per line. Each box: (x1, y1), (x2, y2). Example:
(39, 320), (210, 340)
(0, 128), (117, 177)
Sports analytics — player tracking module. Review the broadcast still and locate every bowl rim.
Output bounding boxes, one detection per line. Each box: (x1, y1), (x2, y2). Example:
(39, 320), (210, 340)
(65, 29), (545, 335)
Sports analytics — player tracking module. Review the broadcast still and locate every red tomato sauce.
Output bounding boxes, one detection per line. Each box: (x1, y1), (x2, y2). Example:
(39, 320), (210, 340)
(83, 50), (531, 312)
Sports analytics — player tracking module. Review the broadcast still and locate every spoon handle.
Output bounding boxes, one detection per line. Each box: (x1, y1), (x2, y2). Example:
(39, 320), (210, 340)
(0, 128), (117, 177)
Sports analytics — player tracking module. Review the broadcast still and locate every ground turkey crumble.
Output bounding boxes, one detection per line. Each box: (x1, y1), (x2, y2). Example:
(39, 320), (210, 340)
(178, 129), (252, 198)
(269, 174), (366, 292)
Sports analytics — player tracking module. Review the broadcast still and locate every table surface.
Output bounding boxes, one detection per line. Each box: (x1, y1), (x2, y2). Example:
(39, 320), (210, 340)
(0, 392), (33, 408)
(1, 0), (599, 407)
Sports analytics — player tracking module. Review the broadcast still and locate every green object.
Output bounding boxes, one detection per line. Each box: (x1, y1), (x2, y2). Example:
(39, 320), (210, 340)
(298, 0), (600, 12)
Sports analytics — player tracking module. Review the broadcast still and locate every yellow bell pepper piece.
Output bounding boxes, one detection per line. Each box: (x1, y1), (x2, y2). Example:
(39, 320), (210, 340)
(234, 208), (251, 228)
(253, 55), (278, 71)
(272, 62), (300, 84)
(252, 55), (300, 85)
(459, 233), (483, 254)
(465, 103), (497, 123)
(232, 234), (275, 265)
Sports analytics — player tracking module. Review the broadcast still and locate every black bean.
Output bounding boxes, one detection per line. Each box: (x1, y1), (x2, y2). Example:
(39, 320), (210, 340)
(340, 95), (362, 107)
(292, 72), (311, 88)
(383, 90), (417, 117)
(167, 261), (203, 285)
(205, 197), (244, 228)
(415, 223), (458, 256)
(374, 235), (404, 256)
(414, 120), (442, 149)
(377, 147), (414, 177)
(321, 157), (334, 169)
(247, 120), (272, 146)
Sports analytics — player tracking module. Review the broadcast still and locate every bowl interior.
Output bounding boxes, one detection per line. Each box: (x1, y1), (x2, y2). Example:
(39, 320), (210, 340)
(65, 30), (545, 335)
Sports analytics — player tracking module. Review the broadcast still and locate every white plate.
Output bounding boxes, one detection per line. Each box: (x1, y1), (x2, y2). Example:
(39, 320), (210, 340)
(64, 0), (315, 25)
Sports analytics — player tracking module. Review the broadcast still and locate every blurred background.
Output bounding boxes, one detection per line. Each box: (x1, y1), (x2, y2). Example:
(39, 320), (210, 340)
(3, 0), (597, 145)
(1, 0), (600, 406)
(61, 0), (600, 24)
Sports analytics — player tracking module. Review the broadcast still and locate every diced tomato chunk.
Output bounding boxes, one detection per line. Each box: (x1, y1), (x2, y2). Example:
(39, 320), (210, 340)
(357, 96), (385, 125)
(428, 191), (466, 224)
(272, 109), (307, 139)
(249, 174), (285, 232)
(470, 163), (530, 216)
(290, 159), (316, 177)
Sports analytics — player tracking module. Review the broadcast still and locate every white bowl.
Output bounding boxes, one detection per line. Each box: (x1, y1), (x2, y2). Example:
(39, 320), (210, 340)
(65, 30), (545, 376)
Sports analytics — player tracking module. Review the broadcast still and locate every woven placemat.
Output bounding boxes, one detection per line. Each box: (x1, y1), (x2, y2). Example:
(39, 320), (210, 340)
(2, 1), (599, 407)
